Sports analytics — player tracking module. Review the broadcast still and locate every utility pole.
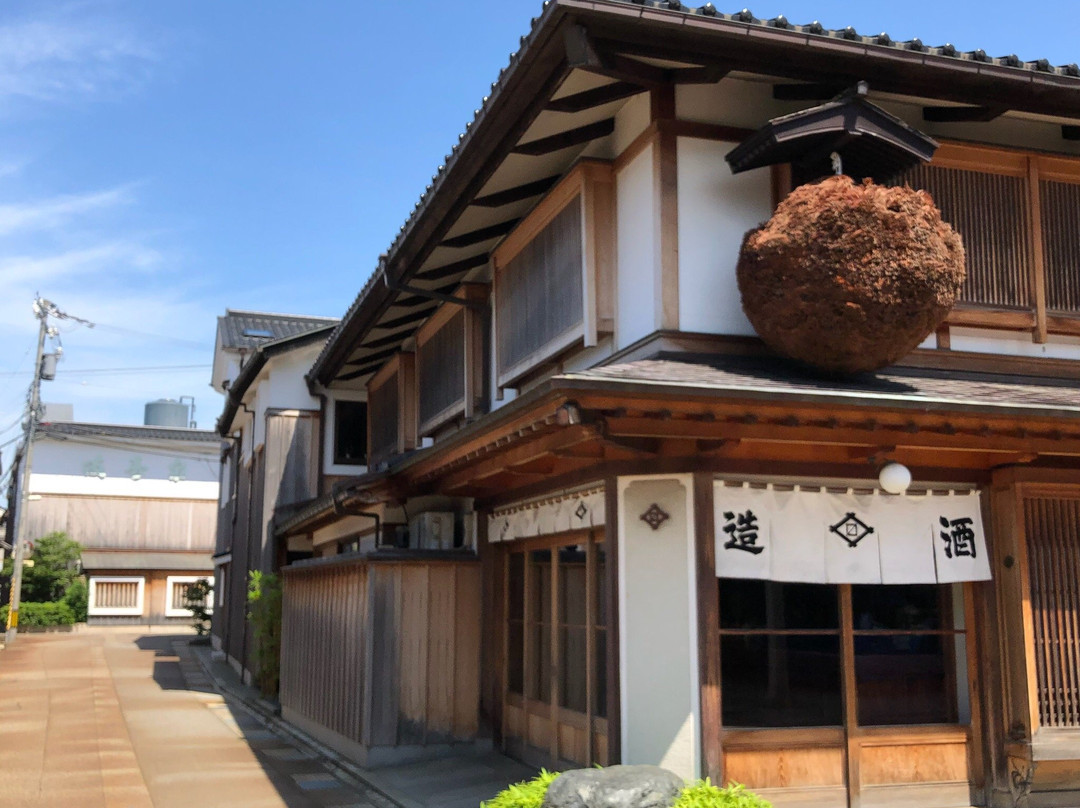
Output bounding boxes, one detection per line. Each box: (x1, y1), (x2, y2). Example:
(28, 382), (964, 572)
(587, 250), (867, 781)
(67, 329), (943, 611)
(6, 300), (49, 643)
(4, 297), (89, 643)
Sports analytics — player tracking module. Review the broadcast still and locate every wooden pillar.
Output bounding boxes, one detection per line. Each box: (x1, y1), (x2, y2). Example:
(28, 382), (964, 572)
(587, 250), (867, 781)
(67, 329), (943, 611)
(693, 473), (723, 782)
(605, 478), (622, 763)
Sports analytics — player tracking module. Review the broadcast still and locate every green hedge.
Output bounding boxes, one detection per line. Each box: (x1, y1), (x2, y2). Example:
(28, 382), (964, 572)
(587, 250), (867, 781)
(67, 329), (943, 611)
(0, 601), (77, 628)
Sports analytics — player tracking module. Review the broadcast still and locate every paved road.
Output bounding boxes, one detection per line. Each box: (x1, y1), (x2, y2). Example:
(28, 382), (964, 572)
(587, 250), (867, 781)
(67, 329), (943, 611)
(0, 628), (391, 808)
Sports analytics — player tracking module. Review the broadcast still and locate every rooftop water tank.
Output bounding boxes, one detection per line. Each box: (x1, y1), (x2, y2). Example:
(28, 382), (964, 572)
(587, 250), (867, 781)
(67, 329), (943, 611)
(144, 399), (190, 428)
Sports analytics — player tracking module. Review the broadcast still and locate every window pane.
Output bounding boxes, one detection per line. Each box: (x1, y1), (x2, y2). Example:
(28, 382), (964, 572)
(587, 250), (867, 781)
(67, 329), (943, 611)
(721, 635), (843, 727)
(508, 553), (524, 620)
(596, 542), (607, 627)
(856, 633), (956, 725)
(720, 580), (839, 630)
(508, 620), (524, 694)
(560, 626), (588, 712)
(595, 627), (607, 718)
(333, 400), (368, 465)
(852, 584), (948, 631)
(531, 622), (551, 702)
(559, 544), (587, 627)
(530, 550), (551, 621)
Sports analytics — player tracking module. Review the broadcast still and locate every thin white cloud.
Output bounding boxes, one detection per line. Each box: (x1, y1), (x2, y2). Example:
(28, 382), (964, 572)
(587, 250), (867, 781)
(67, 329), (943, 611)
(0, 185), (133, 237)
(0, 15), (157, 105)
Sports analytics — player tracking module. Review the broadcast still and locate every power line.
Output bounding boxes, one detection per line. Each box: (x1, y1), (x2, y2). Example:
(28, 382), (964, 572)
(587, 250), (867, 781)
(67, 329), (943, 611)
(0, 363), (211, 377)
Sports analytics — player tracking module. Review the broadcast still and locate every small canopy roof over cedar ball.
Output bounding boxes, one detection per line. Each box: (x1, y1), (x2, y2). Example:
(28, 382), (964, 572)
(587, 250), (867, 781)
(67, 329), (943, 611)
(725, 82), (939, 184)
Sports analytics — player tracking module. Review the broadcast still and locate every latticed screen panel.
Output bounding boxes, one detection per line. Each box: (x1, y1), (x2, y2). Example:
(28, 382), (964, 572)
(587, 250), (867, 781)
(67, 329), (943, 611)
(95, 580), (140, 610)
(1040, 180), (1080, 314)
(417, 308), (465, 428)
(170, 581), (206, 611)
(1024, 496), (1080, 727)
(367, 371), (399, 463)
(899, 164), (1031, 309)
(496, 199), (584, 378)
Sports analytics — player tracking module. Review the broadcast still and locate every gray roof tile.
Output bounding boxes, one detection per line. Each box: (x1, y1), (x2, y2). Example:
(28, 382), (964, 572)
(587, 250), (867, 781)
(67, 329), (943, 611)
(219, 309), (338, 352)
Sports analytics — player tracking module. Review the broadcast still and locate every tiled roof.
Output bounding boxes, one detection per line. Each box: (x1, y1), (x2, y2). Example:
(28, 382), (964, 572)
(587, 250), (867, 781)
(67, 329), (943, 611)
(38, 421), (221, 443)
(218, 309), (338, 352)
(308, 0), (1080, 384)
(562, 354), (1080, 416)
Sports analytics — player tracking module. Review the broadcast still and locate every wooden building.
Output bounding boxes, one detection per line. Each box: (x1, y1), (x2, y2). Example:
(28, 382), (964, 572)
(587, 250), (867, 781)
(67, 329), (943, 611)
(21, 420), (220, 624)
(215, 4), (1080, 806)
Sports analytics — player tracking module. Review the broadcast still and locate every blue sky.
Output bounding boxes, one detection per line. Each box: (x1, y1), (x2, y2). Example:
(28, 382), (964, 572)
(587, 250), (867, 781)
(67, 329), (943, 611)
(0, 0), (1077, 470)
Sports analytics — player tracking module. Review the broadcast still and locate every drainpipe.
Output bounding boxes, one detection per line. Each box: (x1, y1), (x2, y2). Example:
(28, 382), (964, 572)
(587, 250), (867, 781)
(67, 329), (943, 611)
(331, 479), (381, 549)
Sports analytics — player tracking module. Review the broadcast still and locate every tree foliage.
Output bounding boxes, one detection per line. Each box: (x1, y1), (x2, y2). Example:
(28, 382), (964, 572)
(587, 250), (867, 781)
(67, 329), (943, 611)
(247, 571), (282, 697)
(2, 531), (84, 603)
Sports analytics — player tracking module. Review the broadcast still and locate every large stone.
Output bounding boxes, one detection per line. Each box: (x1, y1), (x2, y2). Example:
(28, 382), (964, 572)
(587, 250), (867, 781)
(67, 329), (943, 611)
(541, 765), (684, 808)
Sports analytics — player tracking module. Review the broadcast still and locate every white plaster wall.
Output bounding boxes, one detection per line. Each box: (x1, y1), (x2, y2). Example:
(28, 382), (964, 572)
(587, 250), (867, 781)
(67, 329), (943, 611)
(29, 473), (218, 500)
(677, 137), (773, 337)
(249, 343), (322, 451)
(618, 475), (700, 781)
(616, 146), (657, 349)
(677, 78), (793, 129)
(947, 327), (1080, 360)
(31, 439), (219, 483)
(613, 91), (651, 157)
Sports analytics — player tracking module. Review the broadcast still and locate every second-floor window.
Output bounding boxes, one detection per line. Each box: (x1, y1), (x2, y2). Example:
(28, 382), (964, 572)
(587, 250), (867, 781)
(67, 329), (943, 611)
(492, 160), (614, 388)
(898, 143), (1080, 340)
(333, 400), (367, 466)
(367, 352), (415, 466)
(415, 284), (487, 437)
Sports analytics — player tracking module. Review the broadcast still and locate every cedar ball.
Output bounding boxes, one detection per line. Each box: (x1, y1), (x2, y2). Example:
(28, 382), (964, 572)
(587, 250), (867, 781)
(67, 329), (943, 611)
(736, 175), (965, 374)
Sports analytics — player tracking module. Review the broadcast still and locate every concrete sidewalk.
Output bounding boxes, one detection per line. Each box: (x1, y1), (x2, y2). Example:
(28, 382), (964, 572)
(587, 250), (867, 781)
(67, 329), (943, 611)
(189, 643), (536, 808)
(0, 628), (400, 807)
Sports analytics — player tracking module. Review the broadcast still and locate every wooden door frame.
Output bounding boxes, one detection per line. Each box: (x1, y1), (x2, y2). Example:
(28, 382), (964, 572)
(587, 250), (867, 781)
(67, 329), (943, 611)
(495, 526), (614, 768)
(695, 472), (986, 805)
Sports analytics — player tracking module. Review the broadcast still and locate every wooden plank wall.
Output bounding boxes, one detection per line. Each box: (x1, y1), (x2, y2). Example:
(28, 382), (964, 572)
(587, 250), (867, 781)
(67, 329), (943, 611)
(24, 495), (217, 551)
(281, 560), (368, 744)
(280, 558), (482, 758)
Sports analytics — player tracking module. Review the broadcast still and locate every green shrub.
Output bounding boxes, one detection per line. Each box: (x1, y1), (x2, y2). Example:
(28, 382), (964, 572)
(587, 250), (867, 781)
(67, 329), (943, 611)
(184, 578), (213, 637)
(247, 571), (282, 698)
(0, 601), (76, 628)
(673, 780), (772, 808)
(481, 769), (559, 808)
(63, 577), (88, 622)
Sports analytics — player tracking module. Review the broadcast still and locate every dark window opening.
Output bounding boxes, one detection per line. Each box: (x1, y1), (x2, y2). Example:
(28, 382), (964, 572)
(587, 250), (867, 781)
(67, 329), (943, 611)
(334, 400), (368, 466)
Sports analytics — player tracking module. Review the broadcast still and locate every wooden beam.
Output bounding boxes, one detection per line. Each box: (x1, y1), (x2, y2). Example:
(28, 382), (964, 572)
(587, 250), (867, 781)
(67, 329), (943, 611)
(472, 175), (562, 208)
(923, 105), (1008, 123)
(512, 118), (616, 157)
(413, 253), (489, 283)
(392, 280), (460, 308)
(372, 304), (438, 332)
(343, 345), (398, 369)
(356, 327), (419, 351)
(1063, 125), (1080, 141)
(547, 82), (642, 113)
(772, 82), (849, 101)
(441, 219), (520, 250)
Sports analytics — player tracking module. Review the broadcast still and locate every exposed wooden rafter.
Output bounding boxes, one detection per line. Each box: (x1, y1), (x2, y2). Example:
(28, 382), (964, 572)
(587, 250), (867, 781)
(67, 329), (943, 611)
(440, 218), (520, 250)
(773, 82), (850, 101)
(413, 253), (490, 282)
(370, 303), (437, 332)
(512, 118), (616, 156)
(472, 175), (562, 208)
(923, 104), (1008, 123)
(342, 345), (399, 370)
(547, 81), (642, 113)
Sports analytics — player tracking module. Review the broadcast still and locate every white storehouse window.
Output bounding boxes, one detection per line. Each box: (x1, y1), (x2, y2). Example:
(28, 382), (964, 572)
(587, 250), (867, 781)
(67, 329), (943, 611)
(165, 575), (212, 617)
(88, 576), (145, 616)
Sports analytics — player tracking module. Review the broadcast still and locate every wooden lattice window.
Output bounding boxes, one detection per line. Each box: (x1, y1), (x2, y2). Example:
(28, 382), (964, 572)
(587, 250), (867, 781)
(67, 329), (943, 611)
(366, 352), (415, 466)
(88, 576), (144, 616)
(898, 143), (1080, 340)
(1024, 495), (1080, 727)
(492, 161), (614, 389)
(415, 284), (487, 436)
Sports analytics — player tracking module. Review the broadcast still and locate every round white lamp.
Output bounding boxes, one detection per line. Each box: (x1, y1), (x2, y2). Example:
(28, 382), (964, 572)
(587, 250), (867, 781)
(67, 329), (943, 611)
(878, 462), (912, 495)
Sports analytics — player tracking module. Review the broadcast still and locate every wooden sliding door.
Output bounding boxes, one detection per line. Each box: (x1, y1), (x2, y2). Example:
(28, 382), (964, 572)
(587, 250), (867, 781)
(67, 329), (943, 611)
(715, 579), (979, 808)
(501, 529), (610, 769)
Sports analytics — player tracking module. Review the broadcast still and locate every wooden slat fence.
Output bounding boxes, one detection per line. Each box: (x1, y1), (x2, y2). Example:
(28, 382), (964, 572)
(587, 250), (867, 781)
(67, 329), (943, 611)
(280, 557), (482, 761)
